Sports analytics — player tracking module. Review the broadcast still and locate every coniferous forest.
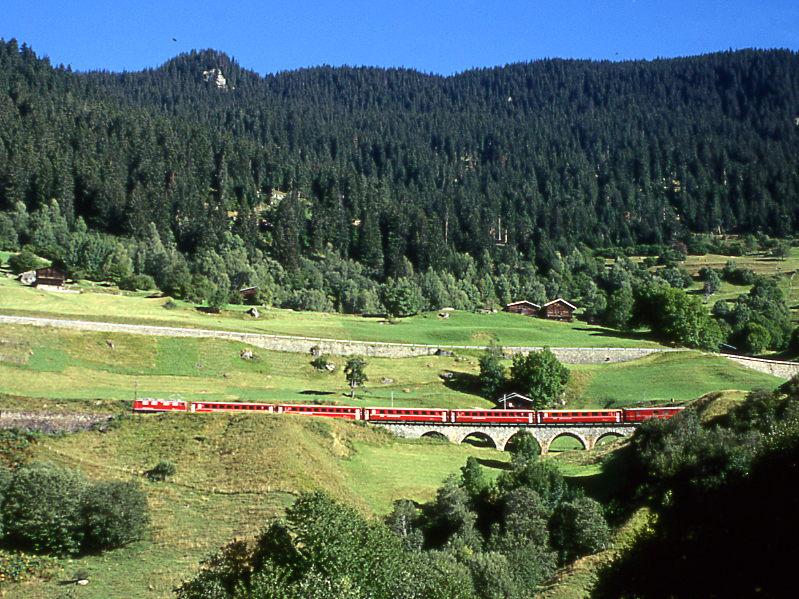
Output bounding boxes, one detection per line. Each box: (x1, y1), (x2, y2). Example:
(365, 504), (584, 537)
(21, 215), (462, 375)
(1, 40), (799, 326)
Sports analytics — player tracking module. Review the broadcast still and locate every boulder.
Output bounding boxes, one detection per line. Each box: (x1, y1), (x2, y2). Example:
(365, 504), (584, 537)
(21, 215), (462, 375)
(246, 307), (260, 319)
(240, 349), (254, 360)
(17, 271), (36, 285)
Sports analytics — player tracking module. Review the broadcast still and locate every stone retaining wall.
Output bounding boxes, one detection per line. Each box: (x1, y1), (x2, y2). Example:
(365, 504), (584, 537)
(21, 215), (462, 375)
(0, 411), (114, 434)
(723, 355), (799, 380)
(2, 314), (798, 376)
(0, 314), (675, 363)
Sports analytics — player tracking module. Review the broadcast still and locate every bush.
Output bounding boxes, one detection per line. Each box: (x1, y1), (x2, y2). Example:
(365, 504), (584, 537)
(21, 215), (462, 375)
(8, 249), (45, 274)
(311, 354), (334, 371)
(2, 463), (87, 555)
(721, 261), (756, 285)
(549, 496), (611, 562)
(82, 481), (149, 551)
(118, 273), (157, 291)
(739, 322), (772, 355)
(0, 429), (37, 469)
(146, 461), (176, 482)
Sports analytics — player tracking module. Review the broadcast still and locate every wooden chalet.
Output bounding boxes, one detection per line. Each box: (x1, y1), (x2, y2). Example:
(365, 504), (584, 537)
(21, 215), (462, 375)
(495, 392), (535, 409)
(541, 298), (576, 322)
(504, 300), (541, 316)
(33, 267), (66, 288)
(239, 286), (259, 301)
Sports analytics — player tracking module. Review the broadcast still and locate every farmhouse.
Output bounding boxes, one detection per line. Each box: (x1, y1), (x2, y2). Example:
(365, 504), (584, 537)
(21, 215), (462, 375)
(504, 300), (541, 316)
(33, 267), (66, 288)
(541, 298), (576, 322)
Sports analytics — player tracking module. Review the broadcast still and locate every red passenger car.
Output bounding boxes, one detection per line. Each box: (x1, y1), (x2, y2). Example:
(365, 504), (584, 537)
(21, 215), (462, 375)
(133, 399), (188, 412)
(536, 409), (622, 424)
(451, 410), (534, 424)
(191, 402), (275, 413)
(622, 407), (684, 423)
(364, 408), (448, 423)
(277, 404), (362, 420)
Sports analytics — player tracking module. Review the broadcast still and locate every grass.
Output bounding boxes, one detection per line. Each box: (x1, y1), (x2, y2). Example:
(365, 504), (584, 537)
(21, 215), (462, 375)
(0, 325), (492, 409)
(2, 411), (519, 598)
(0, 326), (781, 412)
(568, 351), (781, 407)
(0, 275), (663, 348)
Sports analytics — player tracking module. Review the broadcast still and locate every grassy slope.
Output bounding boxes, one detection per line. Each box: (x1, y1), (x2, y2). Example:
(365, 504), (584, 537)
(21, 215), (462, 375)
(5, 414), (513, 598)
(0, 326), (780, 410)
(567, 351), (780, 407)
(0, 275), (661, 348)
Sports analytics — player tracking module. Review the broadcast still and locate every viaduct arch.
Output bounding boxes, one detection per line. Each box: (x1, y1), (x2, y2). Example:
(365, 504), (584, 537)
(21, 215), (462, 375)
(375, 423), (634, 454)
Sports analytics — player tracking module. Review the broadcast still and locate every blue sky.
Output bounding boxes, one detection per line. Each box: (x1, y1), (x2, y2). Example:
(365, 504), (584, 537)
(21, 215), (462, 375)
(2, 1), (798, 75)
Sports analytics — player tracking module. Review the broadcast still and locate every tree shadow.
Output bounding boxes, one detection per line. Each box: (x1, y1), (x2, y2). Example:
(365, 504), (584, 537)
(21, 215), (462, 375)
(299, 390), (336, 396)
(442, 372), (484, 396)
(476, 457), (511, 471)
(571, 326), (660, 343)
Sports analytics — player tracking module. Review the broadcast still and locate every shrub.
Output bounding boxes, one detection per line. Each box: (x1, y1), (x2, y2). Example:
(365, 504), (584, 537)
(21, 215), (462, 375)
(8, 249), (45, 274)
(739, 322), (772, 355)
(549, 496), (611, 562)
(311, 354), (334, 371)
(146, 461), (176, 482)
(82, 481), (149, 551)
(0, 429), (37, 469)
(118, 273), (157, 291)
(2, 463), (87, 555)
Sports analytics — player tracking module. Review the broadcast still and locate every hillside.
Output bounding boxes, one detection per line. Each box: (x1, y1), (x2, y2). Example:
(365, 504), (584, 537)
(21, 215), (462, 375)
(0, 414), (512, 598)
(0, 323), (779, 409)
(2, 41), (799, 267)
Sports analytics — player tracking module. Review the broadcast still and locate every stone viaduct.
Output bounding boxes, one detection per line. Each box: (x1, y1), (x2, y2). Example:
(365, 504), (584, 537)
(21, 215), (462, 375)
(374, 423), (635, 454)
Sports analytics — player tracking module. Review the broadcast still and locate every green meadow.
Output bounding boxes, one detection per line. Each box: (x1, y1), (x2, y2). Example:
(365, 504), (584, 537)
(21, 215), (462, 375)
(0, 325), (779, 411)
(0, 275), (662, 348)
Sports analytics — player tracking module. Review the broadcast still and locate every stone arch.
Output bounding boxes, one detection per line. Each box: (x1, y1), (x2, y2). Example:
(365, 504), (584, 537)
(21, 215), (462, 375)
(420, 431), (450, 443)
(594, 431), (625, 448)
(460, 431), (498, 449)
(503, 431), (542, 454)
(546, 432), (588, 453)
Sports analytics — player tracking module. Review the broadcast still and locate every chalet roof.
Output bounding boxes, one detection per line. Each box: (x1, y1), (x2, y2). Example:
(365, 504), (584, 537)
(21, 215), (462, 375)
(506, 300), (541, 308)
(495, 392), (535, 407)
(542, 298), (577, 310)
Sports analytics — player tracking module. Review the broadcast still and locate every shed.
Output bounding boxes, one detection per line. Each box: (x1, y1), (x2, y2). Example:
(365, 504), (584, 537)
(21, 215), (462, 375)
(495, 392), (535, 409)
(239, 286), (259, 303)
(504, 300), (541, 316)
(33, 267), (66, 288)
(541, 298), (576, 322)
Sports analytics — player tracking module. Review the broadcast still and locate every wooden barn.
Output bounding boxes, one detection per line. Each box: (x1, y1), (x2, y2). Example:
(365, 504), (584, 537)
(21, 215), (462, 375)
(504, 300), (541, 316)
(33, 267), (66, 288)
(541, 298), (576, 322)
(239, 286), (259, 303)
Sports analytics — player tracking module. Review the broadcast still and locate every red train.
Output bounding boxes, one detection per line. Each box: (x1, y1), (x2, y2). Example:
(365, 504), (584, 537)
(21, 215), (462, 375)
(133, 399), (683, 425)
